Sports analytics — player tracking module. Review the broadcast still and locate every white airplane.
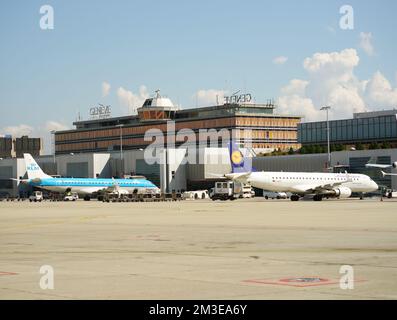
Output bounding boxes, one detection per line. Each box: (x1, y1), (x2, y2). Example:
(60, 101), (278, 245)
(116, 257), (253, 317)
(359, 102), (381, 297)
(365, 160), (397, 176)
(18, 153), (159, 200)
(223, 142), (379, 201)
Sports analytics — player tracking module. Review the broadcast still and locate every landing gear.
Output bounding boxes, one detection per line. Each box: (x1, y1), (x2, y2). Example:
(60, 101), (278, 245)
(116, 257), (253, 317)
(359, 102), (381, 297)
(359, 193), (364, 200)
(313, 194), (323, 201)
(83, 195), (91, 201)
(290, 194), (300, 201)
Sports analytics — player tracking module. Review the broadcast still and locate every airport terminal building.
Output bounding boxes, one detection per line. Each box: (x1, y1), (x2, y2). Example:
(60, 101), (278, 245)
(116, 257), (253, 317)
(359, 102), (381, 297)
(55, 92), (302, 155)
(298, 109), (397, 148)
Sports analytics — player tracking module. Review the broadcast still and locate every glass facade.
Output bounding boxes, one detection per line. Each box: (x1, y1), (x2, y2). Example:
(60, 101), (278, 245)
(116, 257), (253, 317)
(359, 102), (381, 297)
(298, 114), (397, 145)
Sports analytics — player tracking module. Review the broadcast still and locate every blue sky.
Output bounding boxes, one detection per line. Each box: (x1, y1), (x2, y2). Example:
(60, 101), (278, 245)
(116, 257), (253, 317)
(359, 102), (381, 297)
(0, 0), (396, 151)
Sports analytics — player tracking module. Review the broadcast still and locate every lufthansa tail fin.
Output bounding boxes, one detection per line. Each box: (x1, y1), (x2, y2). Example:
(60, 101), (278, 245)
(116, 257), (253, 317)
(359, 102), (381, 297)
(23, 153), (53, 180)
(228, 141), (252, 173)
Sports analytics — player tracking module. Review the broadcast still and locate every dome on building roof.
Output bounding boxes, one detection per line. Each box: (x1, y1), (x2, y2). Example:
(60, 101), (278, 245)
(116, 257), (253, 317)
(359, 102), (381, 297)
(141, 90), (177, 109)
(137, 90), (178, 122)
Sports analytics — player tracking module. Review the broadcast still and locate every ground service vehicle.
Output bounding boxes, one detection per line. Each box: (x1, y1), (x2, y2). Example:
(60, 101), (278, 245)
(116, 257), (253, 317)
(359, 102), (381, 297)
(29, 191), (43, 202)
(263, 191), (289, 199)
(211, 181), (252, 200)
(64, 192), (79, 201)
(384, 189), (397, 198)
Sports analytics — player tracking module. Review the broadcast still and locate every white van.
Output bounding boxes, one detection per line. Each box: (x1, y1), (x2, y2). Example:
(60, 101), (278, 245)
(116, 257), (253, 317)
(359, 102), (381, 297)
(64, 192), (79, 201)
(29, 191), (43, 202)
(263, 191), (289, 200)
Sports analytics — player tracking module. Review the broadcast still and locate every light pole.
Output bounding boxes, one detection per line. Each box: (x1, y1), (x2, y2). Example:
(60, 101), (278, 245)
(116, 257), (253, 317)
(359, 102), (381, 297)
(116, 124), (124, 176)
(320, 106), (331, 168)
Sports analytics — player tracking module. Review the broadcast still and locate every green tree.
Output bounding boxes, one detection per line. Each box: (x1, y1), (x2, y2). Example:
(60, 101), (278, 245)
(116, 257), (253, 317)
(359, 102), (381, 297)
(369, 142), (380, 150)
(332, 144), (344, 151)
(381, 141), (391, 149)
(306, 145), (314, 154)
(355, 143), (364, 150)
(288, 147), (294, 155)
(313, 145), (322, 153)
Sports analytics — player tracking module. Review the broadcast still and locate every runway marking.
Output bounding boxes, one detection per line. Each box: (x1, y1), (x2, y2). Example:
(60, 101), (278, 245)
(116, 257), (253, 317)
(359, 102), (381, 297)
(243, 277), (367, 287)
(0, 271), (18, 276)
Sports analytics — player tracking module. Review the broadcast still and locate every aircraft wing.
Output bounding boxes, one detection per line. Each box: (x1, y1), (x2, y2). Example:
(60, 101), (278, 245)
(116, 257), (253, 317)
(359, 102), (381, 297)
(101, 179), (130, 194)
(103, 184), (126, 193)
(311, 181), (346, 192)
(78, 187), (107, 194)
(381, 170), (397, 177)
(9, 178), (30, 184)
(365, 163), (391, 169)
(289, 184), (321, 194)
(224, 172), (251, 181)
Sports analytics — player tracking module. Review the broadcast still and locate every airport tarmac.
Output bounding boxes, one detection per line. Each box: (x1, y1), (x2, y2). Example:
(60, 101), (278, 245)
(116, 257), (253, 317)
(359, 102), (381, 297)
(0, 198), (396, 300)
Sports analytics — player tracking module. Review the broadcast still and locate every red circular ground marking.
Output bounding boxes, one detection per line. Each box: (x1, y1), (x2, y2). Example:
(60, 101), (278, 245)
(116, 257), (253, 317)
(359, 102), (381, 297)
(279, 277), (329, 283)
(0, 271), (18, 276)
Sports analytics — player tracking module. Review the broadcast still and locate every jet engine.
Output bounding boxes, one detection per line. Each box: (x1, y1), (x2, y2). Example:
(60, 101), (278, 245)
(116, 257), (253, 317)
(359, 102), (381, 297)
(392, 162), (397, 168)
(331, 186), (352, 198)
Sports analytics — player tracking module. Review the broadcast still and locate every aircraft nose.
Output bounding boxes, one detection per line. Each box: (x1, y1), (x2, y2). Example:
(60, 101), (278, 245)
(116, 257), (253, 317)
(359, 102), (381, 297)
(372, 180), (379, 191)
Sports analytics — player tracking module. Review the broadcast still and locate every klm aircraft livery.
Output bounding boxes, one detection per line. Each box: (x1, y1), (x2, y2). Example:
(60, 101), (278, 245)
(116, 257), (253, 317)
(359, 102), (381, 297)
(23, 153), (159, 196)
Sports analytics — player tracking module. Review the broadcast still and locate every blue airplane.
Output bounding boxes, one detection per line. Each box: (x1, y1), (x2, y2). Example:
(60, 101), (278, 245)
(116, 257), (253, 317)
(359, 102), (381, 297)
(21, 153), (159, 200)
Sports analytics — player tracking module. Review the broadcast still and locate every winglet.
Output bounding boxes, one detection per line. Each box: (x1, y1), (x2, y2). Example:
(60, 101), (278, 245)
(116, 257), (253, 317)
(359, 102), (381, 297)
(381, 170), (387, 177)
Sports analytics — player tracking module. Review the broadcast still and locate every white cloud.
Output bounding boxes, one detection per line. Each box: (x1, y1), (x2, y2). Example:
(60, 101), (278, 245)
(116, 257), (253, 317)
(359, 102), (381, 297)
(303, 48), (359, 74)
(395, 71), (397, 86)
(278, 79), (322, 120)
(44, 121), (69, 132)
(278, 48), (397, 122)
(280, 79), (309, 96)
(273, 56), (288, 65)
(39, 121), (70, 154)
(278, 94), (320, 120)
(365, 71), (397, 107)
(117, 85), (149, 114)
(0, 124), (34, 137)
(194, 89), (227, 106)
(102, 81), (111, 97)
(359, 32), (374, 56)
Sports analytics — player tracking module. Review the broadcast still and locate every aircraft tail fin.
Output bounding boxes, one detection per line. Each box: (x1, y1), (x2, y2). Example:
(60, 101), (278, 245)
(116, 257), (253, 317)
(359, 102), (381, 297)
(227, 141), (252, 173)
(23, 154), (52, 180)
